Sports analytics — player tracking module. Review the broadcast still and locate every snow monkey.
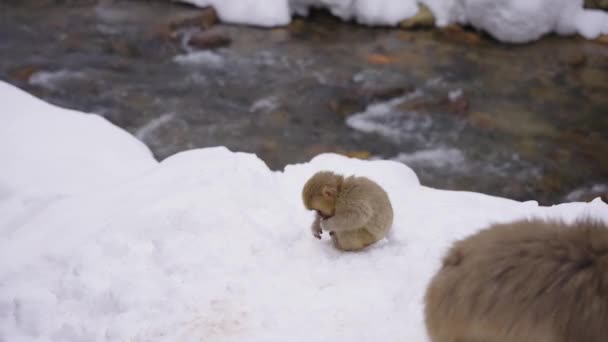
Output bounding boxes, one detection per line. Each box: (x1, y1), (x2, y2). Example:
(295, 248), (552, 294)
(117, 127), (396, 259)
(424, 218), (608, 342)
(301, 171), (393, 251)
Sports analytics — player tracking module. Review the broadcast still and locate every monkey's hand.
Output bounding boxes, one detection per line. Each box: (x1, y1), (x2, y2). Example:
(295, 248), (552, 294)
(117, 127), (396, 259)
(311, 214), (323, 239)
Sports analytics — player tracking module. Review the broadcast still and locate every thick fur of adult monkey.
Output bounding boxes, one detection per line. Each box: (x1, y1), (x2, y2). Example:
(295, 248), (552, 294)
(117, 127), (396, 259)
(424, 218), (608, 342)
(301, 171), (393, 251)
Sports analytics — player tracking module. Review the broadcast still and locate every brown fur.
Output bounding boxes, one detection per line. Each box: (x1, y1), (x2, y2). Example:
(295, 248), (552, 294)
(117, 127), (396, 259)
(424, 218), (608, 342)
(302, 171), (393, 251)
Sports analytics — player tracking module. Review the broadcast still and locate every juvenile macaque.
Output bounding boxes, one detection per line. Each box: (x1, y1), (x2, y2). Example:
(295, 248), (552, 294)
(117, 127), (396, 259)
(424, 219), (608, 342)
(301, 171), (393, 251)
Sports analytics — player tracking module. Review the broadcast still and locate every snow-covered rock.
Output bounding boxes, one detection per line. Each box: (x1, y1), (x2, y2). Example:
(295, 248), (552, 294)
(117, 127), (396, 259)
(1, 80), (607, 341)
(177, 0), (608, 43)
(461, 0), (607, 43)
(177, 0), (291, 27)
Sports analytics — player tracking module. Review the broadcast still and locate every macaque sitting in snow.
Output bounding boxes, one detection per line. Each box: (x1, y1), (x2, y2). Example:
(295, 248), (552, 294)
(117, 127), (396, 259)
(301, 171), (393, 251)
(424, 218), (608, 342)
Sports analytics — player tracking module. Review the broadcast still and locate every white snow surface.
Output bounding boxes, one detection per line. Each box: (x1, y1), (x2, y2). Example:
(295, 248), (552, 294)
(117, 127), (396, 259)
(178, 0), (608, 43)
(1, 80), (607, 342)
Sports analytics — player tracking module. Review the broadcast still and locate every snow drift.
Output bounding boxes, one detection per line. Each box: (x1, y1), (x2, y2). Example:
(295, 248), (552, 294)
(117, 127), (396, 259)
(178, 0), (608, 43)
(1, 80), (607, 341)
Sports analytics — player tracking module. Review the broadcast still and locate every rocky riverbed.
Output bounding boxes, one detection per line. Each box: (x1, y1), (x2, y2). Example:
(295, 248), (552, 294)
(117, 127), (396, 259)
(1, 0), (607, 204)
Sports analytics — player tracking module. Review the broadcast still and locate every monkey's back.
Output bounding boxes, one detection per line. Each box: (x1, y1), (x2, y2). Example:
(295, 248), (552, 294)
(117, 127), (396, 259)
(341, 176), (393, 238)
(424, 219), (608, 342)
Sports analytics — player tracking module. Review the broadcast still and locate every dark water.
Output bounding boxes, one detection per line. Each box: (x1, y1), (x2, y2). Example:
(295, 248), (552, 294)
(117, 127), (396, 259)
(1, 0), (607, 204)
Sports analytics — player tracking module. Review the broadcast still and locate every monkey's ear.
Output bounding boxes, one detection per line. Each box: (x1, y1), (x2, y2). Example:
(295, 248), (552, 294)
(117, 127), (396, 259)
(322, 185), (337, 199)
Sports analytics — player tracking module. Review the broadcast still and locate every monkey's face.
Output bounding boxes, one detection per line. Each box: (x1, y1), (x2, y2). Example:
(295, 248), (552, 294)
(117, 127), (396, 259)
(302, 173), (340, 218)
(310, 193), (336, 219)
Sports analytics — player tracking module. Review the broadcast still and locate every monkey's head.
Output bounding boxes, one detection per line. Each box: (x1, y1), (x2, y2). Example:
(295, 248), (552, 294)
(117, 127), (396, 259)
(302, 171), (344, 219)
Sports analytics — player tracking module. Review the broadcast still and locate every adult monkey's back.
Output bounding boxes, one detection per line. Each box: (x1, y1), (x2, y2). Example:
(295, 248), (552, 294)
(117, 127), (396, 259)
(424, 219), (608, 342)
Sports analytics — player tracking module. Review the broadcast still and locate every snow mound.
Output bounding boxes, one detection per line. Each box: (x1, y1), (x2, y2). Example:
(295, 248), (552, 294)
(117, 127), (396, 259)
(1, 81), (607, 341)
(0, 82), (156, 236)
(178, 0), (291, 27)
(178, 0), (608, 43)
(461, 0), (608, 43)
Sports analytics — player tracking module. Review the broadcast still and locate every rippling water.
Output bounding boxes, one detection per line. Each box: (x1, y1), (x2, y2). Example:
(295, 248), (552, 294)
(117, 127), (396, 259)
(1, 1), (607, 204)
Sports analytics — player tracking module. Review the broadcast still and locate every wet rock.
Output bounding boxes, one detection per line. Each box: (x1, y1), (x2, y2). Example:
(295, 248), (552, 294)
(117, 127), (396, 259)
(328, 85), (410, 117)
(366, 53), (398, 65)
(8, 65), (41, 82)
(258, 139), (279, 156)
(168, 7), (218, 31)
(287, 18), (306, 35)
(187, 29), (231, 49)
(269, 28), (290, 43)
(539, 173), (564, 195)
(328, 97), (364, 118)
(584, 0), (608, 9)
(469, 112), (497, 131)
(270, 111), (288, 126)
(108, 39), (141, 58)
(400, 3), (435, 29)
(106, 60), (131, 73)
(560, 51), (587, 68)
(305, 144), (337, 159)
(580, 67), (608, 91)
(61, 33), (86, 52)
(396, 31), (417, 42)
(358, 86), (412, 102)
(152, 23), (174, 42)
(594, 34), (608, 45)
(440, 25), (482, 44)
(344, 151), (371, 159)
(447, 90), (469, 116)
(11, 0), (96, 6)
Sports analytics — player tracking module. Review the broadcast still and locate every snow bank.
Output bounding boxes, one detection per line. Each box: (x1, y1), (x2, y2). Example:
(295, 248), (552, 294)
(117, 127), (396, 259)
(177, 0), (608, 43)
(0, 82), (156, 236)
(1, 81), (607, 341)
(177, 0), (291, 27)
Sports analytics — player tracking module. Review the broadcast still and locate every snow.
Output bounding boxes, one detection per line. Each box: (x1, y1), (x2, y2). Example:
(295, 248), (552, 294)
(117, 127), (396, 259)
(0, 82), (155, 199)
(177, 0), (608, 43)
(1, 80), (607, 342)
(177, 0), (291, 27)
(570, 8), (608, 39)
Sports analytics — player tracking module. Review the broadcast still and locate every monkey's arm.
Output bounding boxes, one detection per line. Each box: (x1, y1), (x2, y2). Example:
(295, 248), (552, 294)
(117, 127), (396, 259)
(322, 201), (373, 232)
(311, 213), (322, 239)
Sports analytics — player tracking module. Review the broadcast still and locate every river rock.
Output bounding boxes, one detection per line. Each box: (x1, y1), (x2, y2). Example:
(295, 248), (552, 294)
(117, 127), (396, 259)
(595, 35), (608, 45)
(400, 3), (435, 29)
(8, 65), (40, 82)
(440, 25), (482, 44)
(168, 7), (218, 30)
(187, 29), (231, 49)
(584, 0), (608, 9)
